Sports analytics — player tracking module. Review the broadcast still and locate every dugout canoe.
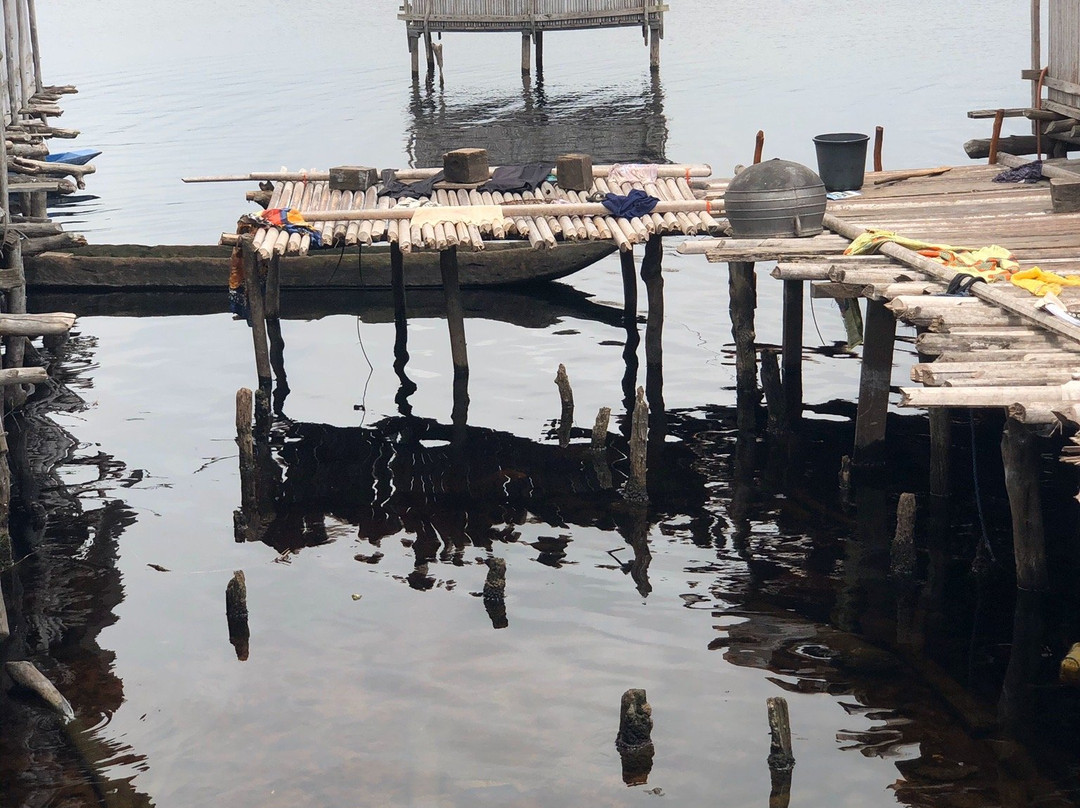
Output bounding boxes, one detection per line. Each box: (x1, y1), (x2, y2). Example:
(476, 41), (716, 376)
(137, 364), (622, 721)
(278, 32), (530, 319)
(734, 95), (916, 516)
(24, 240), (616, 291)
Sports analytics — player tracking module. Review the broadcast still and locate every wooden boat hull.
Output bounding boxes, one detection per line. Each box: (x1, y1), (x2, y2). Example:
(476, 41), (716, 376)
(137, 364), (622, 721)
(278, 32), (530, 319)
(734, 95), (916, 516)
(25, 241), (616, 291)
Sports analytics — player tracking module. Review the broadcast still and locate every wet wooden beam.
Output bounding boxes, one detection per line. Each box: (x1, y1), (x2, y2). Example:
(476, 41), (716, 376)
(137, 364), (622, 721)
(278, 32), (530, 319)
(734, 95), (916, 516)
(854, 300), (897, 457)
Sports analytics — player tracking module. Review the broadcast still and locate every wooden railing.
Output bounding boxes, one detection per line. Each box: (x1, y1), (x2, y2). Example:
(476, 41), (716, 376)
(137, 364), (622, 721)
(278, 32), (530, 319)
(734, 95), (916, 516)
(400, 0), (668, 28)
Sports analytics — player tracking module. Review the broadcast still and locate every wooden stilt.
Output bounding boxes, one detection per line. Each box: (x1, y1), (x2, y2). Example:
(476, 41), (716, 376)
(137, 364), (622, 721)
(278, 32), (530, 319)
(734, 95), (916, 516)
(853, 299), (896, 459)
(620, 248), (637, 327)
(25, 0), (40, 94)
(781, 278), (803, 430)
(1002, 417), (1048, 591)
(424, 30), (435, 74)
(761, 350), (784, 433)
(729, 262), (759, 433)
(929, 408), (950, 497)
(521, 31), (531, 74)
(623, 386), (649, 504)
(225, 570), (250, 661)
(534, 30), (543, 75)
(640, 235), (664, 420)
(767, 696), (794, 808)
(241, 236), (272, 389)
(28, 191), (44, 219)
(555, 363), (574, 448)
(890, 492), (917, 580)
(3, 238), (26, 406)
(409, 33), (420, 77)
(390, 242), (415, 415)
(440, 246), (468, 375)
(649, 25), (660, 69)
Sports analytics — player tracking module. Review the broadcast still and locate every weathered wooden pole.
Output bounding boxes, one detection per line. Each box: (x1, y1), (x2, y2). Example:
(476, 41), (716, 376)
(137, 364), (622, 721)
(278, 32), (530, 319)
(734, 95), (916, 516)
(649, 25), (660, 70)
(25, 0), (40, 94)
(424, 30), (435, 74)
(641, 235), (665, 422)
(234, 388), (255, 543)
(265, 254), (287, 408)
(5, 660), (74, 721)
(409, 32), (420, 77)
(623, 386), (649, 504)
(929, 408), (950, 497)
(3, 0), (20, 125)
(760, 349), (784, 434)
(591, 406), (613, 489)
(729, 262), (759, 433)
(1001, 417), (1048, 591)
(520, 31), (531, 74)
(781, 279), (803, 430)
(482, 557), (507, 629)
(225, 570), (250, 661)
(555, 364), (573, 448)
(620, 248), (637, 327)
(853, 300), (896, 462)
(890, 493), (916, 580)
(1032, 0), (1042, 113)
(767, 696), (795, 808)
(616, 688), (654, 785)
(240, 236), (272, 391)
(440, 246), (468, 376)
(534, 29), (543, 75)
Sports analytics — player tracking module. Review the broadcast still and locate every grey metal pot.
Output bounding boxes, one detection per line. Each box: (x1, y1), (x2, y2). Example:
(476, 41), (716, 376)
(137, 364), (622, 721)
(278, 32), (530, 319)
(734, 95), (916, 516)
(724, 159), (826, 238)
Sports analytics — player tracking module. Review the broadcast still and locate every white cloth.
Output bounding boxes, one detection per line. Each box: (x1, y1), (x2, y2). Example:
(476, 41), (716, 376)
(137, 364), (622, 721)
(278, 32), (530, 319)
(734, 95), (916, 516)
(607, 163), (659, 185)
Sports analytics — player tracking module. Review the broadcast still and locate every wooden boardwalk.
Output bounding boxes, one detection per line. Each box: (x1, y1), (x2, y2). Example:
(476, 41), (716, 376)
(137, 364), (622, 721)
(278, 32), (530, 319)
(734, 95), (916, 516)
(399, 0), (669, 72)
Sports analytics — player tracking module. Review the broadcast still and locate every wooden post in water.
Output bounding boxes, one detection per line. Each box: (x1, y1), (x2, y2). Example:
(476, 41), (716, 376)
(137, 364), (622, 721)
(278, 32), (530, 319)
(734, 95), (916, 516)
(3, 238), (27, 406)
(729, 262), (759, 433)
(424, 30), (435, 74)
(890, 493), (916, 580)
(591, 406), (613, 489)
(409, 32), (420, 77)
(520, 32), (531, 74)
(781, 279), (803, 431)
(555, 363), (573, 448)
(240, 236), (272, 391)
(929, 408), (950, 497)
(265, 254), (287, 409)
(534, 29), (543, 75)
(767, 696), (795, 808)
(616, 688), (654, 786)
(440, 246), (468, 376)
(1001, 417), (1048, 591)
(649, 25), (660, 69)
(620, 249), (638, 328)
(225, 570), (250, 661)
(482, 557), (508, 629)
(391, 242), (415, 415)
(641, 235), (664, 421)
(853, 299), (896, 462)
(624, 386), (649, 504)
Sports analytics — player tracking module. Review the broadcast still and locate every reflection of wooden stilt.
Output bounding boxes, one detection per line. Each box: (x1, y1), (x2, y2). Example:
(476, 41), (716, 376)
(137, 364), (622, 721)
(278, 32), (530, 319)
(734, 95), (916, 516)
(781, 279), (803, 430)
(853, 299), (896, 461)
(729, 262), (758, 433)
(1000, 590), (1043, 731)
(620, 249), (640, 419)
(640, 235), (665, 422)
(1001, 417), (1047, 591)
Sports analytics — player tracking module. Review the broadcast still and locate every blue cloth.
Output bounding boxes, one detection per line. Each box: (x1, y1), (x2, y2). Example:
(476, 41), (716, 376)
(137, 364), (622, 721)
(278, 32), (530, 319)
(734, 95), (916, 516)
(601, 189), (658, 218)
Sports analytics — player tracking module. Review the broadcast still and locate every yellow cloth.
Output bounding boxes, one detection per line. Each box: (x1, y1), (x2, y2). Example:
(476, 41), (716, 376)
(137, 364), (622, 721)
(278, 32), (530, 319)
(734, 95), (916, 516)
(410, 205), (504, 229)
(844, 229), (972, 257)
(1009, 267), (1080, 297)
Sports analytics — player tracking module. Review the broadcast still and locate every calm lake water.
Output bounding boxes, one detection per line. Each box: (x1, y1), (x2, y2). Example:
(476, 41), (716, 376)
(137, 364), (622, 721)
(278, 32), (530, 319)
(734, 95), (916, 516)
(6, 2), (1079, 806)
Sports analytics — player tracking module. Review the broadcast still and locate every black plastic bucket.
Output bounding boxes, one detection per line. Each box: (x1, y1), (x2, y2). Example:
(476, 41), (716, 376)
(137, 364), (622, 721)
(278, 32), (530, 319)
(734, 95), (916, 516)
(813, 132), (869, 192)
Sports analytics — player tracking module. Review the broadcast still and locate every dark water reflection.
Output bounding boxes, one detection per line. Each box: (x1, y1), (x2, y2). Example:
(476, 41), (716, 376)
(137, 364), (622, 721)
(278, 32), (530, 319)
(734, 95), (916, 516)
(407, 75), (668, 168)
(0, 337), (152, 806)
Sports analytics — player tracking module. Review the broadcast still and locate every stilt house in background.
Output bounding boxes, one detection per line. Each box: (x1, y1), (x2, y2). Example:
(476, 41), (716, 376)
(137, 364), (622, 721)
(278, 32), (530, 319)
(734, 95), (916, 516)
(399, 0), (669, 75)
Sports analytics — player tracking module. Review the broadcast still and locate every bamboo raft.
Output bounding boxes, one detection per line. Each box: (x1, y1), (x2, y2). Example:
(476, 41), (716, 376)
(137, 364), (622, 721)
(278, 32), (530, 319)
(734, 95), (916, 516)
(198, 162), (723, 259)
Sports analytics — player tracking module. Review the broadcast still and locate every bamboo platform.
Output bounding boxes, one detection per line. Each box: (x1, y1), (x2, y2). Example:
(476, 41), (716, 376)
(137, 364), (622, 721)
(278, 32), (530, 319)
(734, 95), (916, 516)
(214, 163), (722, 260)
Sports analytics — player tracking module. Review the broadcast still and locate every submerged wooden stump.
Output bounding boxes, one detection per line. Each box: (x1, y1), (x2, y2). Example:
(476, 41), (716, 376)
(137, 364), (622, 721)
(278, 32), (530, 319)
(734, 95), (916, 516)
(226, 570), (250, 661)
(482, 557), (508, 629)
(616, 688), (654, 785)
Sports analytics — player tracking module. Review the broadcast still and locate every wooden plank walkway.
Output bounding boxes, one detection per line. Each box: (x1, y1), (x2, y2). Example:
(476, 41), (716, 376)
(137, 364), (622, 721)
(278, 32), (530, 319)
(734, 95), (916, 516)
(686, 160), (1080, 432)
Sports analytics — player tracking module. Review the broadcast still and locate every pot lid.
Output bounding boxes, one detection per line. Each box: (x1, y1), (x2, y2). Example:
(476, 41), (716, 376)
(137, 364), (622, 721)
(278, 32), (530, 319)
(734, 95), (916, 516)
(727, 159), (823, 193)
